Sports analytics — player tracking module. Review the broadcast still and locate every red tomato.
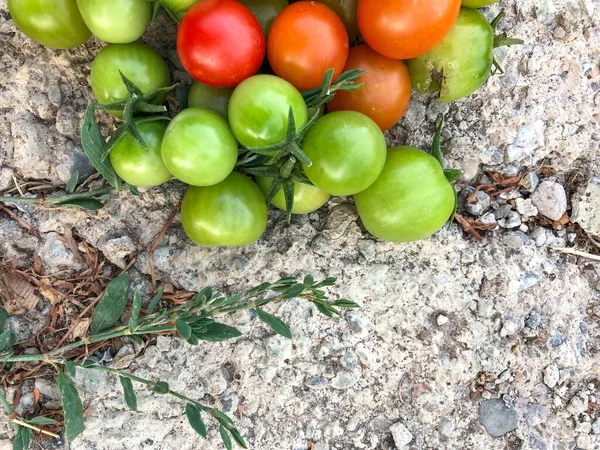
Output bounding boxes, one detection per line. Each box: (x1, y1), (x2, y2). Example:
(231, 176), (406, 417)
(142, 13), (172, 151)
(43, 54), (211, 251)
(327, 45), (411, 131)
(357, 0), (461, 60)
(267, 1), (349, 91)
(177, 0), (265, 88)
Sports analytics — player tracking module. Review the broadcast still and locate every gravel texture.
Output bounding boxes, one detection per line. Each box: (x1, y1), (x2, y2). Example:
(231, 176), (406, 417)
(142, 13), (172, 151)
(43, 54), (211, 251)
(1, 1), (600, 450)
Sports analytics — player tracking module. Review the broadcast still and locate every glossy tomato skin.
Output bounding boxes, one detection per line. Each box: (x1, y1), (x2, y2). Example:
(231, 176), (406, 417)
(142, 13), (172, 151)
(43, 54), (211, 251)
(357, 0), (461, 60)
(302, 111), (387, 196)
(76, 0), (151, 43)
(181, 172), (268, 247)
(8, 0), (91, 49)
(462, 0), (498, 7)
(161, 0), (200, 20)
(109, 121), (172, 188)
(407, 8), (493, 102)
(328, 45), (412, 131)
(314, 0), (359, 38)
(268, 1), (349, 91)
(238, 0), (288, 37)
(188, 81), (234, 120)
(228, 75), (308, 148)
(355, 147), (455, 242)
(256, 177), (330, 214)
(177, 0), (265, 88)
(161, 108), (238, 186)
(91, 43), (171, 116)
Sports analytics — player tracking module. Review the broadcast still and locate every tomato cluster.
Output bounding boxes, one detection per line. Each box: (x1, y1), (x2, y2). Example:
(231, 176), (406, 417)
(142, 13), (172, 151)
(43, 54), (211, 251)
(10, 0), (519, 248)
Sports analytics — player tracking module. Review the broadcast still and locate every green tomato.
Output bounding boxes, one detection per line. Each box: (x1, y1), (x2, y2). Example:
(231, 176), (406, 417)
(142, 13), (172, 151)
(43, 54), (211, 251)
(109, 121), (172, 188)
(302, 111), (387, 196)
(76, 0), (152, 44)
(237, 0), (288, 37)
(355, 147), (455, 242)
(160, 0), (199, 20)
(161, 108), (238, 186)
(8, 0), (91, 49)
(407, 7), (493, 102)
(181, 172), (268, 247)
(188, 81), (234, 120)
(462, 0), (498, 7)
(91, 43), (171, 116)
(228, 75), (308, 148)
(256, 177), (330, 214)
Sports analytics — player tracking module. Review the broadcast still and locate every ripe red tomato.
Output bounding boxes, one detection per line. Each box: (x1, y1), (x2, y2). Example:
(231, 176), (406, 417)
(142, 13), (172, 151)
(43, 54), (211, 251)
(327, 45), (412, 131)
(267, 1), (349, 91)
(357, 0), (461, 60)
(177, 0), (265, 88)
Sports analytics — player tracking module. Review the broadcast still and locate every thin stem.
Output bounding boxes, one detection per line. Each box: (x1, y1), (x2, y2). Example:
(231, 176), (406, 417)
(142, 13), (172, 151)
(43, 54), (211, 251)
(11, 419), (60, 438)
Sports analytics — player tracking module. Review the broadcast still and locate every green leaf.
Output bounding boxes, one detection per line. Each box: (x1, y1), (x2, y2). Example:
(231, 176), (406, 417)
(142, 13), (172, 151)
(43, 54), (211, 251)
(119, 71), (143, 96)
(13, 426), (31, 450)
(64, 361), (77, 377)
(230, 428), (248, 449)
(316, 277), (336, 287)
(303, 275), (315, 286)
(186, 333), (199, 346)
(55, 198), (105, 210)
(281, 283), (306, 299)
(128, 289), (142, 333)
(119, 376), (137, 411)
(185, 404), (207, 438)
(147, 287), (164, 313)
(91, 272), (130, 333)
(210, 408), (234, 425)
(197, 322), (242, 342)
(320, 68), (335, 97)
(152, 381), (169, 394)
(0, 329), (15, 352)
(313, 301), (334, 318)
(447, 188), (459, 228)
(220, 425), (233, 450)
(175, 319), (192, 340)
(333, 300), (361, 309)
(81, 103), (121, 189)
(0, 306), (7, 329)
(431, 115), (444, 167)
(57, 371), (84, 442)
(12, 425), (23, 450)
(65, 171), (79, 194)
(256, 308), (292, 339)
(128, 335), (144, 346)
(245, 282), (271, 297)
(444, 169), (463, 182)
(26, 416), (57, 425)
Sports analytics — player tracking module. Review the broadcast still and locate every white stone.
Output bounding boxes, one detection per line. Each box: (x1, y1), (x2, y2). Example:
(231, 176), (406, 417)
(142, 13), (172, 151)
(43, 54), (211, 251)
(389, 422), (413, 448)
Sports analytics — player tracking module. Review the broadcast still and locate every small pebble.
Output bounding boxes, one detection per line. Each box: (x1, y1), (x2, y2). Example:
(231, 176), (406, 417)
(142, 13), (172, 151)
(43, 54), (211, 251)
(520, 172), (540, 192)
(479, 399), (519, 437)
(436, 315), (449, 326)
(531, 181), (568, 221)
(505, 211), (522, 229)
(389, 422), (413, 448)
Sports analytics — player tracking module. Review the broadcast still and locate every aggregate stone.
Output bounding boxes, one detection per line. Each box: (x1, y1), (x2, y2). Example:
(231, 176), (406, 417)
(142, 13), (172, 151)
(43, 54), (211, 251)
(389, 422), (413, 448)
(479, 399), (519, 438)
(520, 172), (540, 192)
(531, 181), (568, 221)
(571, 177), (600, 237)
(543, 364), (560, 389)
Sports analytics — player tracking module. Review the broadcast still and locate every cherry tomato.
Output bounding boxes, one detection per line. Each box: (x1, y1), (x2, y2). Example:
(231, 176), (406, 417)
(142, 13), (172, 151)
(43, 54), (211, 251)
(407, 8), (493, 102)
(302, 111), (387, 196)
(90, 43), (171, 116)
(161, 108), (238, 186)
(355, 147), (455, 242)
(462, 0), (498, 7)
(109, 121), (172, 188)
(188, 81), (234, 120)
(268, 1), (349, 91)
(160, 0), (199, 20)
(8, 0), (91, 49)
(256, 177), (330, 214)
(314, 0), (359, 38)
(76, 0), (151, 43)
(238, 0), (288, 37)
(177, 0), (265, 88)
(181, 172), (268, 247)
(327, 45), (412, 131)
(357, 0), (461, 60)
(228, 75), (308, 148)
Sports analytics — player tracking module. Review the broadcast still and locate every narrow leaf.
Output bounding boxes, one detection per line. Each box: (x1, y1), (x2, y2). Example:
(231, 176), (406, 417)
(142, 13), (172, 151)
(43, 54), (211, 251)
(120, 376), (137, 411)
(186, 333), (199, 346)
(13, 427), (31, 450)
(313, 301), (334, 318)
(26, 416), (57, 425)
(197, 322), (242, 342)
(55, 198), (105, 210)
(245, 282), (271, 297)
(333, 300), (361, 308)
(282, 179), (295, 224)
(185, 404), (207, 438)
(81, 103), (120, 188)
(444, 169), (463, 182)
(12, 425), (23, 450)
(91, 272), (130, 333)
(320, 68), (335, 97)
(57, 371), (84, 442)
(152, 381), (169, 394)
(431, 116), (444, 167)
(210, 408), (234, 425)
(65, 171), (79, 194)
(220, 425), (233, 450)
(102, 126), (128, 161)
(316, 277), (336, 287)
(147, 287), (164, 313)
(0, 306), (7, 329)
(256, 308), (292, 339)
(175, 319), (192, 340)
(0, 329), (15, 352)
(64, 361), (77, 377)
(281, 283), (306, 299)
(447, 188), (459, 228)
(230, 428), (248, 449)
(119, 71), (143, 96)
(128, 289), (142, 332)
(265, 178), (283, 204)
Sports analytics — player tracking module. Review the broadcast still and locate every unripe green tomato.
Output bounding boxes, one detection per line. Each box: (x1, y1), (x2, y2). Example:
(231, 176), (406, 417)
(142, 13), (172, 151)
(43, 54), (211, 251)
(76, 0), (152, 44)
(181, 172), (268, 247)
(188, 81), (234, 120)
(461, 0), (498, 7)
(160, 0), (200, 20)
(237, 0), (289, 37)
(8, 0), (91, 49)
(256, 177), (330, 214)
(109, 121), (172, 188)
(90, 43), (171, 117)
(354, 147), (455, 242)
(161, 108), (238, 186)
